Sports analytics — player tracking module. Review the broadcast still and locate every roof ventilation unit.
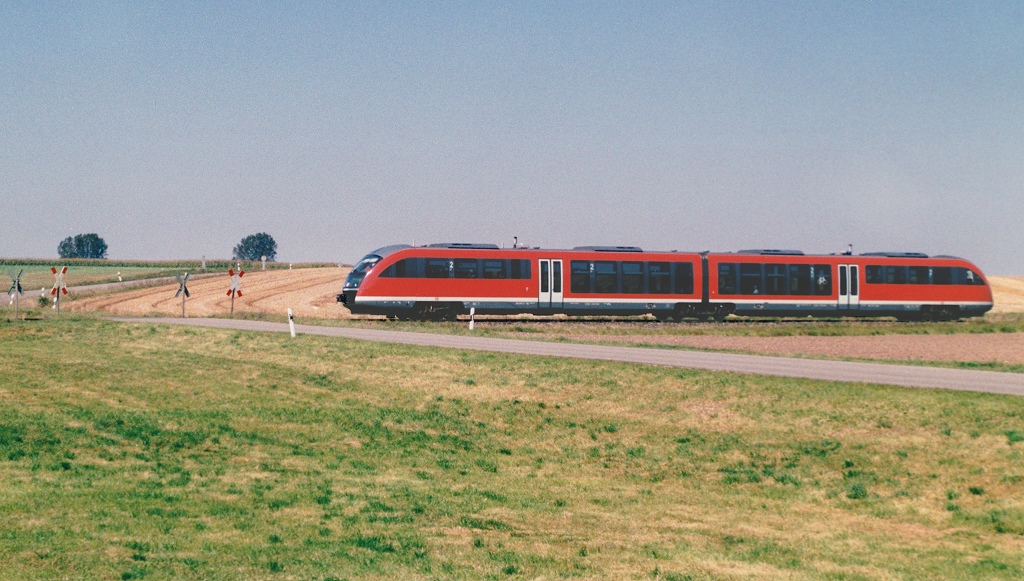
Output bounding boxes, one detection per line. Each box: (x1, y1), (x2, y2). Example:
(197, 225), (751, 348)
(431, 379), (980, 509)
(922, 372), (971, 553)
(860, 252), (929, 258)
(426, 243), (501, 250)
(572, 246), (644, 253)
(737, 249), (805, 256)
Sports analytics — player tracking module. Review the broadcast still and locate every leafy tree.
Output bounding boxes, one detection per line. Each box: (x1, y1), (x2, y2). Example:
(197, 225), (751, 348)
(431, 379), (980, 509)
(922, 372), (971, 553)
(233, 232), (278, 262)
(57, 233), (108, 259)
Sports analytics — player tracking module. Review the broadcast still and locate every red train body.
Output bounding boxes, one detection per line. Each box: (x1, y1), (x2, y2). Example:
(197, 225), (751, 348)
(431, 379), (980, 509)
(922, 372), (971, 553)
(338, 243), (993, 321)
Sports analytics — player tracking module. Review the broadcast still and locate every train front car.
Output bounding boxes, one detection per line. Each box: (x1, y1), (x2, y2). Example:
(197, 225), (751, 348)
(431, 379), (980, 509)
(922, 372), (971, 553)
(337, 245), (411, 315)
(707, 250), (994, 321)
(856, 253), (993, 320)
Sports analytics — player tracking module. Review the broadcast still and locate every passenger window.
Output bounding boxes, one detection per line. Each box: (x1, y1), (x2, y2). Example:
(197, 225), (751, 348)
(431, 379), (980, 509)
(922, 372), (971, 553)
(674, 262), (694, 295)
(718, 263), (738, 295)
(482, 260), (506, 279)
(647, 262), (671, 294)
(553, 261), (562, 293)
(510, 260), (531, 280)
(425, 259), (450, 278)
(813, 265), (832, 295)
(788, 265), (811, 295)
(739, 263), (763, 295)
(865, 266), (883, 284)
(932, 267), (952, 285)
(594, 261), (617, 294)
(622, 262), (643, 294)
(381, 258), (411, 278)
(571, 261), (591, 293)
(908, 266), (929, 284)
(765, 264), (786, 295)
(884, 266), (906, 284)
(454, 259), (479, 278)
(954, 267), (984, 285)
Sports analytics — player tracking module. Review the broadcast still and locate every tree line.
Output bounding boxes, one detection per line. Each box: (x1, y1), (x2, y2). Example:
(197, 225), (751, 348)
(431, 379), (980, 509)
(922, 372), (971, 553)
(57, 232), (278, 261)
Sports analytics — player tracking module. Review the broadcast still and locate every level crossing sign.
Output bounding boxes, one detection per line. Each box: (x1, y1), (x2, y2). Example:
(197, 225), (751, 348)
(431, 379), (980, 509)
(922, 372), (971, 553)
(227, 269), (244, 315)
(7, 270), (23, 318)
(51, 266), (68, 315)
(175, 273), (190, 318)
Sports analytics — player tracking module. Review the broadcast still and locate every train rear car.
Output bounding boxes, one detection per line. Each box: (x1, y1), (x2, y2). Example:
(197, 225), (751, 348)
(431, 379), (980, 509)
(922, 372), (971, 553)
(706, 250), (992, 320)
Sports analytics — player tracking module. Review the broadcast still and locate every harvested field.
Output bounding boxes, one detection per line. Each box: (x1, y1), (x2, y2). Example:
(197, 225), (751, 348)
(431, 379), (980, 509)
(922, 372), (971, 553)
(66, 267), (352, 320)
(990, 276), (1024, 313)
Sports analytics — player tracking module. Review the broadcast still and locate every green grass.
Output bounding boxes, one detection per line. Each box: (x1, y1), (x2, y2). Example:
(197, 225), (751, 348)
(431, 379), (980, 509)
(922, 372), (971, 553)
(3, 317), (1024, 579)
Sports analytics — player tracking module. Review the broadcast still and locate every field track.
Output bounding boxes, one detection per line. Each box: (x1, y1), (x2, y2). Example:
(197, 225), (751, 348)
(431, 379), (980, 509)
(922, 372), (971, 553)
(114, 316), (1024, 395)
(57, 270), (1024, 365)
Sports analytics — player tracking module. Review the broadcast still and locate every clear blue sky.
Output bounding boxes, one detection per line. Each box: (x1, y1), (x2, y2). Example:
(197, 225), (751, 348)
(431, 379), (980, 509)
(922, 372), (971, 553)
(2, 2), (1021, 273)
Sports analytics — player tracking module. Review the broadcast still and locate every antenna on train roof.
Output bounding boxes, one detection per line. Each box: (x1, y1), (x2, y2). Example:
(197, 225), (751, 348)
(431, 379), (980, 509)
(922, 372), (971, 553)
(513, 236), (518, 249)
(843, 244), (853, 256)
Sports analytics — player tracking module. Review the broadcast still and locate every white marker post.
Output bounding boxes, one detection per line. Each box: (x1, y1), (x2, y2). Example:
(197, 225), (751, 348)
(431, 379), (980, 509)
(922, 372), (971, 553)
(288, 308), (296, 338)
(469, 307), (476, 331)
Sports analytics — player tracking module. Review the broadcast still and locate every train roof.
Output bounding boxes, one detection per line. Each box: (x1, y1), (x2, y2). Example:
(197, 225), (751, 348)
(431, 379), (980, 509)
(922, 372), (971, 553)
(370, 243), (971, 262)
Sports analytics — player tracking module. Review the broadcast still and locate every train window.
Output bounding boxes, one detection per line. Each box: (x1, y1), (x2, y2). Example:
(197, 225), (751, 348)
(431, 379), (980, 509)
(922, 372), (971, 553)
(622, 262), (643, 294)
(865, 266), (884, 284)
(595, 261), (617, 293)
(553, 261), (562, 292)
(510, 259), (531, 280)
(718, 264), (738, 295)
(955, 267), (985, 285)
(932, 267), (952, 285)
(788, 265), (811, 295)
(571, 261), (591, 293)
(765, 264), (786, 295)
(425, 259), (451, 278)
(739, 263), (763, 294)
(648, 262), (671, 294)
(379, 258), (407, 278)
(482, 260), (506, 279)
(813, 265), (832, 295)
(884, 266), (906, 284)
(908, 266), (929, 284)
(674, 263), (694, 295)
(454, 259), (479, 278)
(540, 261), (549, 293)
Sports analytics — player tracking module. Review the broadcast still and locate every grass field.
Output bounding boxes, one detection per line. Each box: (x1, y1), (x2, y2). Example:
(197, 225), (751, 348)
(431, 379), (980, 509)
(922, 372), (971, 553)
(3, 316), (1024, 580)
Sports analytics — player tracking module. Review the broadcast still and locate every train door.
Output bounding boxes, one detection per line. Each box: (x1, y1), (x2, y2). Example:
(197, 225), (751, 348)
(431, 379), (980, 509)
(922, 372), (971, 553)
(838, 264), (860, 311)
(538, 259), (563, 310)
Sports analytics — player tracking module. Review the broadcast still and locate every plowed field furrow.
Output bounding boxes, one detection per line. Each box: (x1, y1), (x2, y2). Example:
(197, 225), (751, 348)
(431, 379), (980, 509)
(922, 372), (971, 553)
(67, 268), (351, 319)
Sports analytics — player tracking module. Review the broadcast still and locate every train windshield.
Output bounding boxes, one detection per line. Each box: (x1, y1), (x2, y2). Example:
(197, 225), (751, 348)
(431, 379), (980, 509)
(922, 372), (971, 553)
(344, 255), (381, 288)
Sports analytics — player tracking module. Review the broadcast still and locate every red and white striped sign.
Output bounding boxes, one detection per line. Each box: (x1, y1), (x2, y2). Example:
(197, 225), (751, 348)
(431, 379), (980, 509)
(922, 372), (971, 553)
(51, 266), (68, 296)
(227, 269), (244, 297)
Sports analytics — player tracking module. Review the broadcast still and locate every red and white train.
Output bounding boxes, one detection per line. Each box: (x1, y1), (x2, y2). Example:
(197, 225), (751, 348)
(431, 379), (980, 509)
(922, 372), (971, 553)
(337, 243), (993, 322)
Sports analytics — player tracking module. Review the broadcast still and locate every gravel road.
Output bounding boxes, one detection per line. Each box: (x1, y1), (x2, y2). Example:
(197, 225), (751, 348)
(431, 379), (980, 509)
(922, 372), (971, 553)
(113, 317), (1024, 397)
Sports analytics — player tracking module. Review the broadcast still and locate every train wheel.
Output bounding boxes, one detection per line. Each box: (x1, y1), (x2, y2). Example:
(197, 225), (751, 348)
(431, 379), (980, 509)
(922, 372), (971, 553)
(711, 305), (732, 322)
